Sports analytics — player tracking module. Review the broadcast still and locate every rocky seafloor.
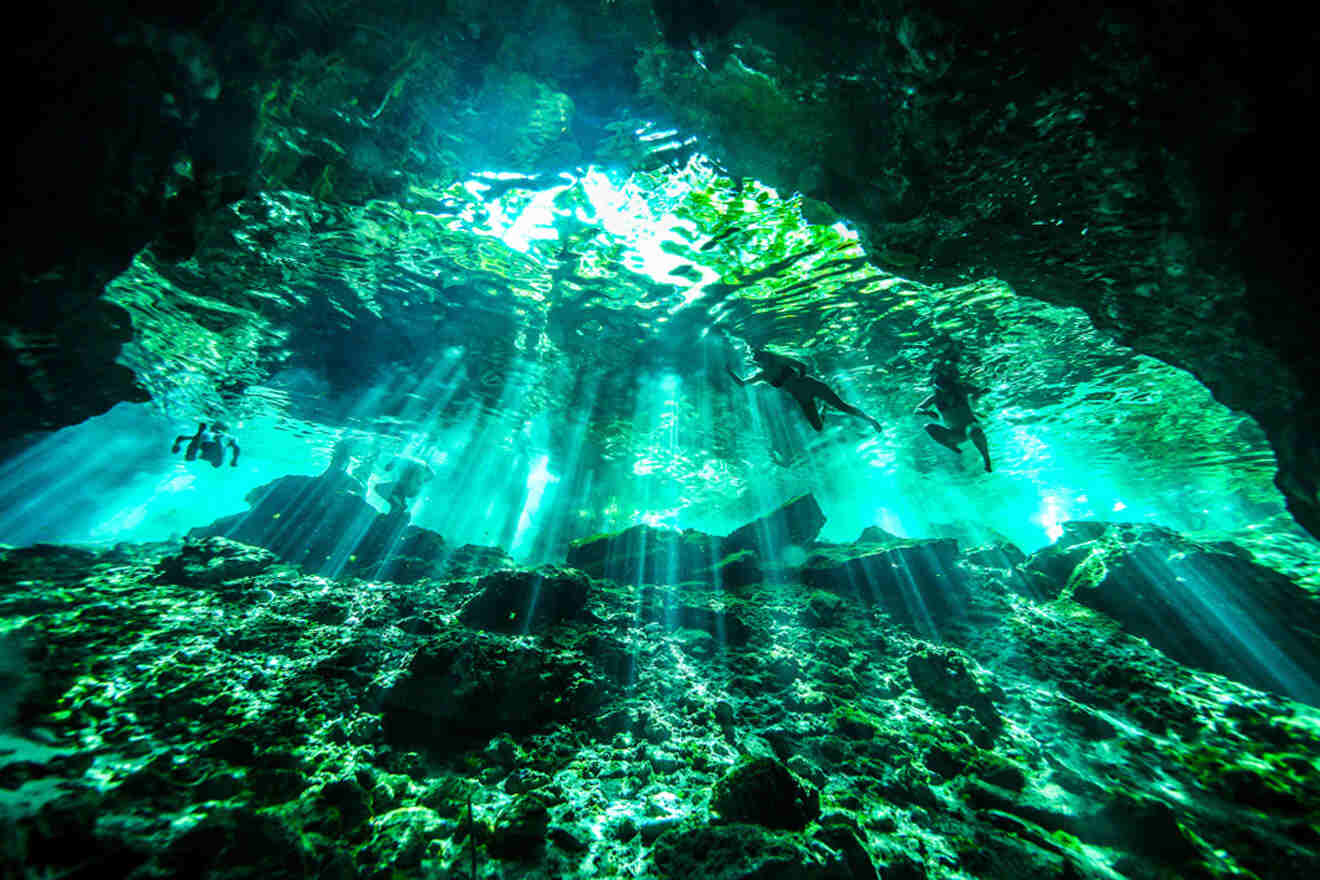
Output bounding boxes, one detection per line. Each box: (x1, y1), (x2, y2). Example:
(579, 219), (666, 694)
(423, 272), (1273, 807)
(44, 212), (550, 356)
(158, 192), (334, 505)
(2, 493), (1319, 879)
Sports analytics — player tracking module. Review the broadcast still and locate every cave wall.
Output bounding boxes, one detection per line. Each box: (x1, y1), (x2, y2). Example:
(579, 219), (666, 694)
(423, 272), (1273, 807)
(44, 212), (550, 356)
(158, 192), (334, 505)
(8, 0), (1317, 536)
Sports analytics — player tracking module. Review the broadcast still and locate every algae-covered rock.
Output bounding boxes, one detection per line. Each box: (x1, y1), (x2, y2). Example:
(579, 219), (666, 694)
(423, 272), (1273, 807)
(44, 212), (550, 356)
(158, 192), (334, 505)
(906, 645), (1004, 740)
(489, 790), (554, 860)
(710, 756), (820, 830)
(652, 823), (845, 880)
(457, 565), (592, 632)
(802, 537), (967, 635)
(154, 537), (277, 586)
(379, 630), (604, 746)
(1023, 521), (1320, 705)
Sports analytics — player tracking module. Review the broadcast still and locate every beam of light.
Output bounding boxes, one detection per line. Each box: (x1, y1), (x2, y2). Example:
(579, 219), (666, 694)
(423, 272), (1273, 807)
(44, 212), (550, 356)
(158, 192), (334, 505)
(1124, 548), (1319, 705)
(511, 454), (557, 556)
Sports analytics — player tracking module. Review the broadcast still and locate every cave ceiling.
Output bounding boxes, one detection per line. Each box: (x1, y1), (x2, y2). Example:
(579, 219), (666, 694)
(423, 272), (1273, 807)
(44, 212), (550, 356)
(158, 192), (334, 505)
(8, 0), (1318, 536)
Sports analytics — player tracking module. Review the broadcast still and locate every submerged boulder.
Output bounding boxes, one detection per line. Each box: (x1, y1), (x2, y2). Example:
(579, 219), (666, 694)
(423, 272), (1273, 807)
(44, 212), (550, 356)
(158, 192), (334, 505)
(802, 537), (967, 635)
(457, 566), (592, 633)
(566, 523), (718, 585)
(710, 757), (821, 830)
(379, 630), (605, 747)
(189, 472), (511, 584)
(721, 492), (826, 559)
(1023, 521), (1320, 706)
(154, 537), (276, 586)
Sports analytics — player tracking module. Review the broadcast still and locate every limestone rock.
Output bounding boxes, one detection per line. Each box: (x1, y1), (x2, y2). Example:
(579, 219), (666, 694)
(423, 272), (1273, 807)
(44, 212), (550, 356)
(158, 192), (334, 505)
(906, 645), (1004, 740)
(154, 537), (276, 586)
(457, 566), (592, 632)
(566, 523), (718, 585)
(652, 823), (845, 880)
(379, 631), (603, 746)
(1023, 521), (1320, 705)
(802, 537), (967, 635)
(710, 756), (820, 830)
(721, 492), (826, 558)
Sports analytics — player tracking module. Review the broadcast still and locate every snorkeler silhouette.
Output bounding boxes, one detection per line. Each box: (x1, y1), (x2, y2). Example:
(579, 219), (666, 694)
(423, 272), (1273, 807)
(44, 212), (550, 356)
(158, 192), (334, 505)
(374, 454), (434, 518)
(728, 348), (883, 433)
(172, 422), (240, 468)
(916, 364), (992, 472)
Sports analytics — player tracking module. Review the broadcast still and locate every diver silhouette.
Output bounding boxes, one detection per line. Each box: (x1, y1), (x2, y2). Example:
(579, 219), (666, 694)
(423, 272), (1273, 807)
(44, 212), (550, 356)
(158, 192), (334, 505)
(172, 422), (240, 468)
(916, 365), (992, 472)
(728, 348), (882, 433)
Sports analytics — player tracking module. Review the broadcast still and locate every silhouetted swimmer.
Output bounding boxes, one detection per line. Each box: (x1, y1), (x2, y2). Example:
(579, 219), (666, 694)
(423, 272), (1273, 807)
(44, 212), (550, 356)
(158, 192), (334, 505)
(916, 366), (991, 472)
(375, 454), (434, 518)
(728, 348), (882, 433)
(172, 422), (240, 468)
(320, 438), (366, 496)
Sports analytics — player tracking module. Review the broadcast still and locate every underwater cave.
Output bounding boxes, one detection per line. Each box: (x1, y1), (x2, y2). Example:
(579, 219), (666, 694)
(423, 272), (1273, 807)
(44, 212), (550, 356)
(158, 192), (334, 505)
(4, 2), (1318, 878)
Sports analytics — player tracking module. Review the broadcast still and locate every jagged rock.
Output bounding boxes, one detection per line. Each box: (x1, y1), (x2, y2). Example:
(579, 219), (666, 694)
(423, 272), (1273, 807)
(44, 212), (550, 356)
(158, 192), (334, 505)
(813, 820), (879, 880)
(651, 823), (845, 880)
(721, 493), (826, 558)
(801, 537), (967, 635)
(489, 791), (554, 860)
(906, 645), (1004, 741)
(855, 525), (904, 544)
(1022, 521), (1320, 706)
(701, 549), (763, 590)
(637, 586), (753, 645)
(439, 543), (516, 581)
(379, 631), (604, 747)
(959, 542), (1027, 569)
(710, 757), (821, 830)
(457, 566), (592, 632)
(190, 472), (512, 585)
(566, 523), (718, 585)
(360, 806), (446, 874)
(190, 473), (379, 574)
(154, 537), (276, 586)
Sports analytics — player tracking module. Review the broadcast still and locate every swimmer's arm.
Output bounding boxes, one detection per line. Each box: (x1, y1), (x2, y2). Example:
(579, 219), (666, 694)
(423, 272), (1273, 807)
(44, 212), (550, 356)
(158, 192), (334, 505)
(727, 368), (768, 387)
(171, 435), (190, 451)
(915, 394), (937, 417)
(228, 439), (240, 466)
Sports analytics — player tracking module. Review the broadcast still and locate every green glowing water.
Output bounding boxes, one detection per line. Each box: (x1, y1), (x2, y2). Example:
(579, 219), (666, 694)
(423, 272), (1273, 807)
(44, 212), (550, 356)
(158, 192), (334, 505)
(4, 157), (1308, 584)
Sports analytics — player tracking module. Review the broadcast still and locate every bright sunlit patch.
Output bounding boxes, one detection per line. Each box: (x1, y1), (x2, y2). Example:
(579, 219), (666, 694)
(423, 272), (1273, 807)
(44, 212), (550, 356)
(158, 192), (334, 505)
(1113, 500), (1127, 512)
(1033, 493), (1068, 542)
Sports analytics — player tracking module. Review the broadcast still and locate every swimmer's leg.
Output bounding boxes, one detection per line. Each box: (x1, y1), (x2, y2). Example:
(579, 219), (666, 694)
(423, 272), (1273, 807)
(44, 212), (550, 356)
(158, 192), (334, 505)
(925, 423), (964, 454)
(816, 387), (882, 432)
(968, 423), (992, 472)
(792, 394), (825, 431)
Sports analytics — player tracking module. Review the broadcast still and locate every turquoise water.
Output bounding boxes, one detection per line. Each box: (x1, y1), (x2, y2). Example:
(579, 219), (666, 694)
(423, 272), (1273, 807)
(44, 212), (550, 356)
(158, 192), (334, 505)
(1, 162), (1312, 585)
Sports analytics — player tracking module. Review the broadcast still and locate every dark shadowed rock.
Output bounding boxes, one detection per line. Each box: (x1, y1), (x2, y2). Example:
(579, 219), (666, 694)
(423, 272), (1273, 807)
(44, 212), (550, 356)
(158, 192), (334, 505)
(652, 823), (844, 880)
(458, 566), (592, 632)
(190, 472), (512, 585)
(439, 543), (516, 581)
(700, 549), (763, 590)
(190, 473), (379, 575)
(379, 630), (605, 747)
(1023, 521), (1320, 706)
(154, 537), (276, 586)
(906, 645), (1004, 740)
(566, 523), (719, 585)
(710, 757), (821, 830)
(489, 791), (554, 859)
(721, 493), (826, 559)
(802, 537), (967, 636)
